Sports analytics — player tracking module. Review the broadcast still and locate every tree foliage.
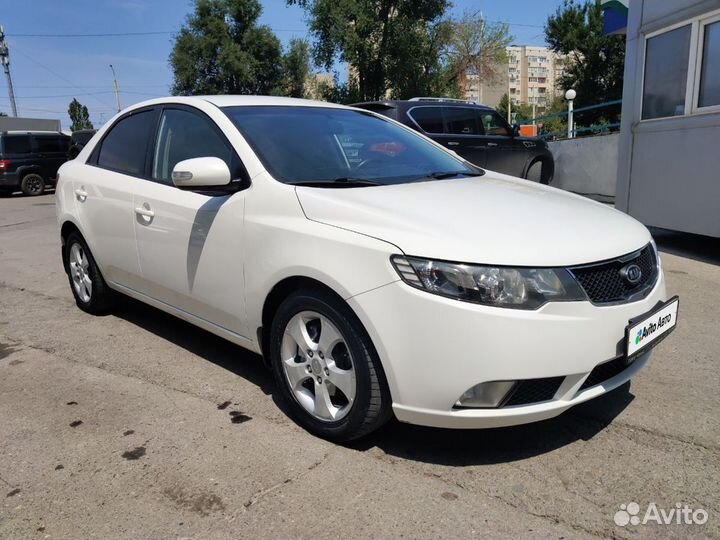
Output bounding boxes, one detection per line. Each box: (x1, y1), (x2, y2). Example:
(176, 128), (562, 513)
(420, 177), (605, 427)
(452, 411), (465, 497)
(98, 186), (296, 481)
(68, 98), (93, 131)
(444, 13), (512, 96)
(281, 38), (311, 97)
(545, 0), (625, 124)
(288, 0), (454, 101)
(171, 0), (288, 95)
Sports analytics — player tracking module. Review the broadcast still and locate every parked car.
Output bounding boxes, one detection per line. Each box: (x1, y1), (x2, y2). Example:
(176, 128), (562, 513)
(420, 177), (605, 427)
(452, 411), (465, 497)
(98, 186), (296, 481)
(352, 97), (555, 183)
(0, 131), (71, 196)
(68, 129), (97, 160)
(56, 96), (678, 442)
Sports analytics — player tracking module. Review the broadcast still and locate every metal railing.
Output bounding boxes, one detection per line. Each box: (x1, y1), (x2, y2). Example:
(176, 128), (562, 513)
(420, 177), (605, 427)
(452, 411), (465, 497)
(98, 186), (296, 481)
(525, 99), (622, 140)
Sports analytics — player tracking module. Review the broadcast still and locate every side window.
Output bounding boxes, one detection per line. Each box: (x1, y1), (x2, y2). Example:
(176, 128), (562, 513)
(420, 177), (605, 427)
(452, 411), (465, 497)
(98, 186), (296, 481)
(3, 135), (32, 154)
(443, 107), (481, 135)
(34, 136), (69, 153)
(97, 110), (156, 176)
(642, 25), (691, 120)
(479, 111), (512, 137)
(152, 108), (233, 184)
(408, 107), (445, 134)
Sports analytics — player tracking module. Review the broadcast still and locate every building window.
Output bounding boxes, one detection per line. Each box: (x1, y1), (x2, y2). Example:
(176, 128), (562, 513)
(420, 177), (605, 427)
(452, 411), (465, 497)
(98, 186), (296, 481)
(642, 24), (692, 120)
(698, 20), (720, 108)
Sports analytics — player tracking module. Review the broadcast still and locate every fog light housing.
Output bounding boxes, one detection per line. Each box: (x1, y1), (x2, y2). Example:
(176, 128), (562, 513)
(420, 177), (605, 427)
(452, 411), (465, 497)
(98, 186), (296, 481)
(454, 381), (517, 408)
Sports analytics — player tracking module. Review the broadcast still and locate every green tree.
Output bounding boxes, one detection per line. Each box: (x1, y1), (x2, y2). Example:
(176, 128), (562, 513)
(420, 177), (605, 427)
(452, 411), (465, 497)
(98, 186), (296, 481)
(444, 13), (512, 99)
(281, 38), (311, 98)
(545, 0), (625, 125)
(288, 0), (452, 101)
(171, 0), (283, 95)
(496, 93), (534, 124)
(68, 98), (93, 131)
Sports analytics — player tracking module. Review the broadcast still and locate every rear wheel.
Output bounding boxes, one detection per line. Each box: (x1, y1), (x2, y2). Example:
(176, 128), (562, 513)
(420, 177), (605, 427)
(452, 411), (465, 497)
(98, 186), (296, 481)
(20, 173), (45, 196)
(269, 289), (392, 442)
(525, 161), (545, 183)
(65, 232), (115, 314)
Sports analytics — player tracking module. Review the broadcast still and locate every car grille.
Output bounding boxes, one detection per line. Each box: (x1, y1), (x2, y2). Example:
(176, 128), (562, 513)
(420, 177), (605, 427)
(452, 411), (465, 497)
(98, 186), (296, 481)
(578, 356), (633, 391)
(569, 244), (658, 304)
(502, 377), (564, 407)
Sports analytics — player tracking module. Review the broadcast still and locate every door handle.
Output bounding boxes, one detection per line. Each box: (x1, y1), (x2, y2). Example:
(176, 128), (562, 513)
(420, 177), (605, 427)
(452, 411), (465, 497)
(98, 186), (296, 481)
(134, 205), (155, 218)
(74, 187), (87, 201)
(486, 142), (499, 147)
(446, 141), (460, 146)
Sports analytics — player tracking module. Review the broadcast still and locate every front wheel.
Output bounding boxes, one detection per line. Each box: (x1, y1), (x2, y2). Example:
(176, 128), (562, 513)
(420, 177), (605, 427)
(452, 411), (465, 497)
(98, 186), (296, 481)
(269, 289), (392, 442)
(525, 161), (550, 185)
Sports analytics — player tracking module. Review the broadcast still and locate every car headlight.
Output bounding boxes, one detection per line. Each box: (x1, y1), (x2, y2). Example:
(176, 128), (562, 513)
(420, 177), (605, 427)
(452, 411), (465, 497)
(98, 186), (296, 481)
(391, 255), (587, 309)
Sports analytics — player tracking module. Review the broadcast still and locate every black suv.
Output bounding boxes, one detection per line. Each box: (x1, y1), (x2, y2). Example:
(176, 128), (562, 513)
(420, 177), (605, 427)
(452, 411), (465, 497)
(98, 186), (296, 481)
(0, 131), (71, 196)
(352, 98), (554, 184)
(68, 129), (97, 160)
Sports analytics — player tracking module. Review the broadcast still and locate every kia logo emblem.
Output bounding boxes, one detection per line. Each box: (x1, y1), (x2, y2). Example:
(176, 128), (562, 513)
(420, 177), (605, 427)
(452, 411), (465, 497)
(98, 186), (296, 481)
(620, 263), (643, 285)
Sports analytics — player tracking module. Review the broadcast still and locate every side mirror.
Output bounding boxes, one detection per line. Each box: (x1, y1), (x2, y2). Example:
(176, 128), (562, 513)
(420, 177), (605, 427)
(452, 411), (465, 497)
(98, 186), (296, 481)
(512, 124), (520, 137)
(171, 157), (231, 188)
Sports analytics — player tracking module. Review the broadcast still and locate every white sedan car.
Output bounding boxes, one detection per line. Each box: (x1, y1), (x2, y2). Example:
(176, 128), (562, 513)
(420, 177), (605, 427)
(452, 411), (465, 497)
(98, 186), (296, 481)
(56, 96), (678, 441)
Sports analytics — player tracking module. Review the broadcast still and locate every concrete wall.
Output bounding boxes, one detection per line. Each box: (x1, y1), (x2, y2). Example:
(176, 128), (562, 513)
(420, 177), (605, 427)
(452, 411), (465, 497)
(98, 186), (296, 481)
(548, 132), (619, 200)
(0, 117), (61, 132)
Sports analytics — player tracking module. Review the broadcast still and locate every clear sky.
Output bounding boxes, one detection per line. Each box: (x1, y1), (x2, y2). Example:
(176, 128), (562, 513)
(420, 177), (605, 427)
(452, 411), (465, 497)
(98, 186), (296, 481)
(0, 0), (564, 129)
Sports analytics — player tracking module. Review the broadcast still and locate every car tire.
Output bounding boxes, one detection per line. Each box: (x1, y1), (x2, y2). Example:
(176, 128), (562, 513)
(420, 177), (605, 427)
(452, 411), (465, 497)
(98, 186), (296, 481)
(64, 232), (115, 314)
(20, 173), (45, 196)
(525, 160), (549, 184)
(269, 288), (392, 442)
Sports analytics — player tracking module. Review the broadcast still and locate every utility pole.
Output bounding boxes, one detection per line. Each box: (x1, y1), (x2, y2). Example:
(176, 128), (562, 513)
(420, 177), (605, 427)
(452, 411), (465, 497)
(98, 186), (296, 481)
(109, 64), (121, 112)
(0, 25), (18, 117)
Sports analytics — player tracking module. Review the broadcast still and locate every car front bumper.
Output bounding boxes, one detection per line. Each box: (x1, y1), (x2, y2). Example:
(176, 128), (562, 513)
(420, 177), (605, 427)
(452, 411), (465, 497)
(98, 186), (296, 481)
(347, 271), (668, 429)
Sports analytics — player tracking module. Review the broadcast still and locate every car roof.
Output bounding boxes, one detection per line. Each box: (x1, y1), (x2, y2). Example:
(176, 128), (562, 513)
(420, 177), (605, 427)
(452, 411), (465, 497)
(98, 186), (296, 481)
(123, 95), (351, 112)
(1, 131), (68, 135)
(352, 99), (495, 111)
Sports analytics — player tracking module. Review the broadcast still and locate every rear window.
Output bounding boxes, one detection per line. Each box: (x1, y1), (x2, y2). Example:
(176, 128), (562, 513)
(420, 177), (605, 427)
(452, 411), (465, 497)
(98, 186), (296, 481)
(2, 135), (32, 154)
(97, 110), (155, 176)
(408, 107), (444, 133)
(34, 136), (70, 153)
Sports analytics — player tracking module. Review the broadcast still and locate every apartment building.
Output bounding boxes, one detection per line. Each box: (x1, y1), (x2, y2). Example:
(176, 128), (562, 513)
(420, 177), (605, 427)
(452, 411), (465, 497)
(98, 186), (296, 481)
(508, 45), (568, 108)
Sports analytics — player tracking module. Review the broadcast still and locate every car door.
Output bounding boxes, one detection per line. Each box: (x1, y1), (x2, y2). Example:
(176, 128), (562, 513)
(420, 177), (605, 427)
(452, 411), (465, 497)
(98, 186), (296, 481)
(440, 106), (487, 167)
(76, 107), (159, 290)
(477, 110), (525, 176)
(132, 105), (249, 338)
(407, 106), (486, 168)
(32, 134), (70, 180)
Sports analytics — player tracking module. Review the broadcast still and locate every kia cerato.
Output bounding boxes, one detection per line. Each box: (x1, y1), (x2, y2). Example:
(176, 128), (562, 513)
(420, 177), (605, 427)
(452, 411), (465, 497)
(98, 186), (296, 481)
(56, 96), (678, 441)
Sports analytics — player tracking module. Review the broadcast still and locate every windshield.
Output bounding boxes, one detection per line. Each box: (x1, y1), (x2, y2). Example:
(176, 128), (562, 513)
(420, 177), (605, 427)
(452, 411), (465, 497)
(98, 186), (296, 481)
(223, 106), (481, 185)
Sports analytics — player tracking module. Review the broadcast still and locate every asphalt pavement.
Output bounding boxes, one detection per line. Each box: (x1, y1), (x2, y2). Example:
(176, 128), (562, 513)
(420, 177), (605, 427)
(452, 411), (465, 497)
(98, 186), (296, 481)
(0, 192), (718, 539)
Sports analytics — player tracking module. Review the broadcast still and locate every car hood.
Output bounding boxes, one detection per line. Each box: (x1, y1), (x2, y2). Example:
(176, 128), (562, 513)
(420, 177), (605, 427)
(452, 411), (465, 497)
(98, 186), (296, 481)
(295, 172), (652, 266)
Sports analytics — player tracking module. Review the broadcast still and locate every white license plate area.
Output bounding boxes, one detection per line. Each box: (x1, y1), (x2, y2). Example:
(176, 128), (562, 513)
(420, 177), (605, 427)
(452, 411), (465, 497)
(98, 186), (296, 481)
(626, 296), (679, 358)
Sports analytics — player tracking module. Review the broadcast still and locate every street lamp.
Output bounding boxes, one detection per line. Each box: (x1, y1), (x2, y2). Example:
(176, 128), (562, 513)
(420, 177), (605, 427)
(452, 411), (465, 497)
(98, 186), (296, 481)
(565, 88), (576, 139)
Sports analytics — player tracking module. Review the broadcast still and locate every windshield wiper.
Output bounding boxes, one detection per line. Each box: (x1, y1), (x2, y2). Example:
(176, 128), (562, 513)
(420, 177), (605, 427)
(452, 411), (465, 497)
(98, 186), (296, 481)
(424, 170), (485, 180)
(289, 178), (382, 187)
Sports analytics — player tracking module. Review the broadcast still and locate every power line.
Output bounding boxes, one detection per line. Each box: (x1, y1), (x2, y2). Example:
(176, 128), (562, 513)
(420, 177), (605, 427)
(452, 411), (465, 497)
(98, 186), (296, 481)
(6, 28), (307, 38)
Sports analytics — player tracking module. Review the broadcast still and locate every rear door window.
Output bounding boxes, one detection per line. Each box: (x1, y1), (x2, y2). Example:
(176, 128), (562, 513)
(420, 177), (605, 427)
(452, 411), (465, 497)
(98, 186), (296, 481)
(97, 109), (156, 176)
(34, 136), (70, 153)
(2, 135), (32, 154)
(408, 107), (445, 134)
(443, 107), (482, 135)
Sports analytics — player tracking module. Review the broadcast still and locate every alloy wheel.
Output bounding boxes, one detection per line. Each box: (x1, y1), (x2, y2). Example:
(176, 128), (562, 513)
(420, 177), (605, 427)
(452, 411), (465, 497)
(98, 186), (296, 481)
(69, 242), (92, 303)
(280, 310), (357, 422)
